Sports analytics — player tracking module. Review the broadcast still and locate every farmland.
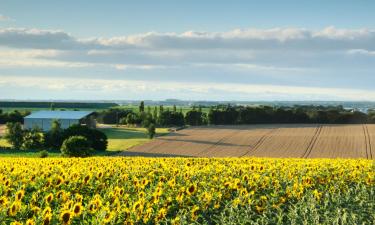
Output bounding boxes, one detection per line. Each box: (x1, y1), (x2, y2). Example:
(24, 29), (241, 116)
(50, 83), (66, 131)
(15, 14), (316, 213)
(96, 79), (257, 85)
(0, 157), (373, 224)
(126, 124), (375, 159)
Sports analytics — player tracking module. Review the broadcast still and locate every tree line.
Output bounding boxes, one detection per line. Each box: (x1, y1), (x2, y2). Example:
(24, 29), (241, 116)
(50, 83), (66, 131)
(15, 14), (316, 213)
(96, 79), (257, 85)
(96, 102), (375, 127)
(3, 121), (107, 157)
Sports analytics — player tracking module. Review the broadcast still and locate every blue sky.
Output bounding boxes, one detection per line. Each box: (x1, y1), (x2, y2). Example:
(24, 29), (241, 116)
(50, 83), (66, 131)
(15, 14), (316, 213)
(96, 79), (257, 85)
(0, 1), (375, 100)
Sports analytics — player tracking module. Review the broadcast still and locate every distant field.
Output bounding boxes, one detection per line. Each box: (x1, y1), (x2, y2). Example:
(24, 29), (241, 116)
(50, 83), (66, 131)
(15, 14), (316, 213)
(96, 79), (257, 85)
(114, 105), (210, 114)
(124, 124), (375, 159)
(100, 126), (169, 151)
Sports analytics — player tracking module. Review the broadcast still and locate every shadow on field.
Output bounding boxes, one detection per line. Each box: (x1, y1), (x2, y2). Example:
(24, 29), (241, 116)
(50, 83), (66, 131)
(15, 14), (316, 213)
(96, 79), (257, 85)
(118, 151), (190, 157)
(157, 138), (250, 147)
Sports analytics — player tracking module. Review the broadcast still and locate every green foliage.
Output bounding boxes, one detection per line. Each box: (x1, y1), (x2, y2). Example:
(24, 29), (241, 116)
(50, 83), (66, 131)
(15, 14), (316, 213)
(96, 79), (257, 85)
(208, 105), (373, 125)
(63, 124), (108, 151)
(44, 120), (64, 149)
(139, 101), (145, 112)
(124, 112), (140, 126)
(185, 110), (207, 125)
(38, 150), (49, 158)
(23, 127), (44, 150)
(141, 112), (155, 128)
(0, 110), (29, 124)
(147, 123), (156, 139)
(4, 122), (24, 149)
(158, 111), (185, 127)
(61, 135), (92, 157)
(95, 109), (132, 124)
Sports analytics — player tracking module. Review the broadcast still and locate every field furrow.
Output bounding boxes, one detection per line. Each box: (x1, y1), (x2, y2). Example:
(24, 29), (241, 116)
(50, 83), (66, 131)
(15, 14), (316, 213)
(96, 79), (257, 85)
(308, 125), (367, 158)
(122, 124), (371, 158)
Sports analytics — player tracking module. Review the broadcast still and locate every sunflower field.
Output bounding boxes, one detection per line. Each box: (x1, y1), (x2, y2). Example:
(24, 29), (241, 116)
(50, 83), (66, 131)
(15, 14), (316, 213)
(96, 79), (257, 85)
(0, 157), (374, 225)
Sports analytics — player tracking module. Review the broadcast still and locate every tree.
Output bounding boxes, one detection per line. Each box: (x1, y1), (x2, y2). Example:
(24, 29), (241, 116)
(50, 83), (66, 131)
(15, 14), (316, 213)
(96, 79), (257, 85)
(185, 110), (207, 126)
(23, 127), (44, 150)
(139, 101), (145, 113)
(44, 120), (64, 149)
(147, 123), (156, 139)
(173, 105), (177, 112)
(142, 113), (155, 128)
(50, 102), (55, 111)
(125, 112), (140, 126)
(159, 111), (185, 127)
(63, 125), (107, 151)
(153, 106), (158, 122)
(61, 136), (92, 157)
(4, 122), (24, 149)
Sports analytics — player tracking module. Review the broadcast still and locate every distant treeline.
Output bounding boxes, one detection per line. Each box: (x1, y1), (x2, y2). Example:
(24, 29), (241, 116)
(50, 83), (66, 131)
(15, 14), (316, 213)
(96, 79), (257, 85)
(208, 105), (375, 125)
(0, 101), (118, 109)
(95, 103), (375, 127)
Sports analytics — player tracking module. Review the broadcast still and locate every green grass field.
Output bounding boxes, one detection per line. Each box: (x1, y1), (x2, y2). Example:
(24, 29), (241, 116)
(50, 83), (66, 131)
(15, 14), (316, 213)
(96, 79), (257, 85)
(101, 127), (169, 151)
(0, 127), (169, 157)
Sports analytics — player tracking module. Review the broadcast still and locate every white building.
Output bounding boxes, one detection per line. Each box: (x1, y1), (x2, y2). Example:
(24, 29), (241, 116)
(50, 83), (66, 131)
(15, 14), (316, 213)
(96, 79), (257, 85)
(24, 111), (94, 131)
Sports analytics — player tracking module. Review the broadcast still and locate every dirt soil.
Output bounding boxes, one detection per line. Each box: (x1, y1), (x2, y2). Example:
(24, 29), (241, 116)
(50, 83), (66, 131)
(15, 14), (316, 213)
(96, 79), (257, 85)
(119, 124), (374, 159)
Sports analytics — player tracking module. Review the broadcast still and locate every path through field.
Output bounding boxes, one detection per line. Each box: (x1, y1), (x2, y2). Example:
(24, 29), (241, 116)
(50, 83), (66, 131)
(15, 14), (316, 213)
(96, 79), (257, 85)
(120, 124), (375, 159)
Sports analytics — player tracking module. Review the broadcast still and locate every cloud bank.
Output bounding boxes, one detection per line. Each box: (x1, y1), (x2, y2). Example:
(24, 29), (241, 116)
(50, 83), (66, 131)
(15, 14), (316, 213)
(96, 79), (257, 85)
(0, 27), (374, 100)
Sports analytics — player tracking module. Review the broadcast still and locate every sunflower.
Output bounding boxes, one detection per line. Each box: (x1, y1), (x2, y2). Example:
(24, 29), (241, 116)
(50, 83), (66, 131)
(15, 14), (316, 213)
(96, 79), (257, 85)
(43, 206), (52, 217)
(10, 222), (22, 225)
(56, 176), (64, 186)
(75, 193), (83, 202)
(26, 219), (36, 225)
(171, 216), (181, 225)
(155, 207), (167, 222)
(45, 193), (54, 204)
(103, 211), (115, 224)
(43, 213), (52, 225)
(8, 201), (21, 216)
(83, 174), (91, 184)
(186, 184), (197, 195)
(72, 202), (83, 216)
(191, 205), (200, 221)
(0, 196), (8, 207)
(15, 189), (25, 201)
(60, 210), (73, 224)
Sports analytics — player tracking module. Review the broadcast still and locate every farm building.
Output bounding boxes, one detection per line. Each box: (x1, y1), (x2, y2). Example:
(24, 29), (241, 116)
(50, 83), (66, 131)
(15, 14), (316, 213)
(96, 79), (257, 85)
(24, 111), (95, 131)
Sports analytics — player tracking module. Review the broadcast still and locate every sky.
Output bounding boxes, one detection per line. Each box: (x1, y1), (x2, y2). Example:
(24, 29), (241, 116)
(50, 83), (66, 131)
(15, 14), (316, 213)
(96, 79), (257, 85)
(0, 0), (375, 101)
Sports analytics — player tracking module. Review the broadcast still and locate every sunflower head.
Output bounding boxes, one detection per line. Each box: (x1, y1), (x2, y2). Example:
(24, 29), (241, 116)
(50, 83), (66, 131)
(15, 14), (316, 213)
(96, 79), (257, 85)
(43, 214), (52, 225)
(60, 210), (72, 224)
(15, 190), (25, 201)
(72, 203), (83, 216)
(45, 193), (53, 204)
(186, 184), (197, 195)
(26, 219), (36, 225)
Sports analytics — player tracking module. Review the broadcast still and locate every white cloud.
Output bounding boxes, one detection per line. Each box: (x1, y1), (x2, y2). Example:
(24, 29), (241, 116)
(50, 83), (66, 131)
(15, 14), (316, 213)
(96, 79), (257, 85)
(1, 76), (375, 101)
(347, 49), (375, 56)
(1, 27), (375, 51)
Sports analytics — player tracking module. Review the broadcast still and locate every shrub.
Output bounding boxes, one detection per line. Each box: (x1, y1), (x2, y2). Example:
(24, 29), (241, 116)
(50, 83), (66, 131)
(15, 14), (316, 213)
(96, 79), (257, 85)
(38, 150), (49, 158)
(63, 125), (107, 151)
(147, 123), (156, 139)
(23, 127), (44, 150)
(61, 136), (92, 157)
(4, 122), (24, 149)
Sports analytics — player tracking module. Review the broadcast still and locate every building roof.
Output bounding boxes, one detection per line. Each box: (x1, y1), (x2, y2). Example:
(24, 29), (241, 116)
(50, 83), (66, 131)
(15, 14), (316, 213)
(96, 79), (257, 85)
(25, 111), (93, 120)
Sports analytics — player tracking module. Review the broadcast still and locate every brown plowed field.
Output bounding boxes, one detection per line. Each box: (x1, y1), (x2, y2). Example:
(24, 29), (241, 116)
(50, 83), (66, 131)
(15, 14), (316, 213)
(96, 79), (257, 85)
(122, 124), (375, 159)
